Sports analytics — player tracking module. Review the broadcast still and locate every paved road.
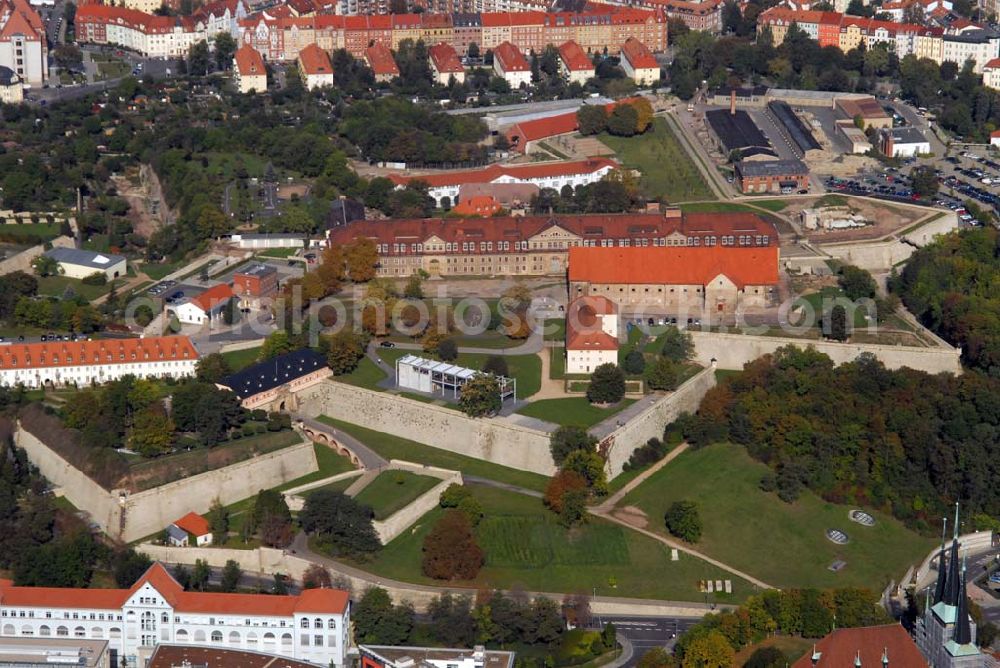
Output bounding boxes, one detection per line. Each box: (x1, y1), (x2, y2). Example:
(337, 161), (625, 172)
(464, 475), (543, 499)
(583, 615), (702, 668)
(294, 415), (389, 470)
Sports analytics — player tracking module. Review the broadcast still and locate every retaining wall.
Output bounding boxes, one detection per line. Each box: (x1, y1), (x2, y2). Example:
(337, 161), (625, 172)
(601, 367), (718, 478)
(0, 236), (74, 276)
(817, 211), (958, 272)
(370, 461), (462, 544)
(689, 331), (962, 374)
(297, 382), (558, 476)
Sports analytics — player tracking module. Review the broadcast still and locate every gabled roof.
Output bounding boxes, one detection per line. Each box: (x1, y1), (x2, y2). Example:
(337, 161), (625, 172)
(365, 41), (399, 76)
(234, 44), (265, 76)
(219, 348), (329, 400)
(0, 336), (198, 372)
(567, 246), (780, 288)
(507, 111), (579, 145)
(298, 43), (333, 76)
(188, 284), (234, 313)
(494, 41), (530, 72)
(621, 37), (658, 69)
(172, 512), (211, 537)
(566, 296), (619, 352)
(790, 624), (927, 667)
(428, 42), (464, 74)
(452, 195), (502, 217)
(984, 57), (1000, 70)
(558, 40), (594, 72)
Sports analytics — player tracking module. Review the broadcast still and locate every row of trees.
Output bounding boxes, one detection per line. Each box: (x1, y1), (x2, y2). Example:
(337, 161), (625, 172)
(545, 427), (608, 527)
(578, 98), (655, 138)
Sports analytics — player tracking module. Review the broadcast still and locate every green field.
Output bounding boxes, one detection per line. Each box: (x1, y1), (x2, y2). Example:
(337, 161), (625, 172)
(598, 118), (714, 202)
(0, 222), (62, 241)
(304, 474), (360, 497)
(221, 346), (263, 373)
(275, 443), (357, 492)
(37, 275), (112, 301)
(335, 357), (387, 391)
(354, 470), (441, 520)
(750, 199), (789, 212)
(258, 248), (300, 258)
(621, 443), (935, 589)
(515, 397), (635, 428)
(356, 485), (751, 601)
(796, 287), (872, 328)
(318, 416), (550, 492)
(141, 261), (184, 280)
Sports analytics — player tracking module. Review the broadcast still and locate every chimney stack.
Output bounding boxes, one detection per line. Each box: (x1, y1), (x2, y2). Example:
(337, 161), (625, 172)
(730, 89), (736, 115)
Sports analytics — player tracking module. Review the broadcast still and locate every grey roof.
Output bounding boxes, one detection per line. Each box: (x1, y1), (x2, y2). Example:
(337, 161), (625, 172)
(705, 109), (772, 153)
(714, 84), (768, 98)
(45, 247), (126, 270)
(0, 66), (18, 86)
(220, 348), (327, 400)
(885, 127), (929, 144)
(943, 27), (1000, 43)
(767, 100), (821, 152)
(166, 525), (189, 543)
(736, 159), (809, 178)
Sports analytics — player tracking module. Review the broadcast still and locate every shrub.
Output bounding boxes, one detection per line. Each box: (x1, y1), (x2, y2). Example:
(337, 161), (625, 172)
(438, 337), (458, 362)
(81, 272), (107, 286)
(482, 354), (509, 377)
(664, 500), (701, 543)
(622, 349), (646, 375)
(586, 363), (625, 404)
(622, 437), (669, 471)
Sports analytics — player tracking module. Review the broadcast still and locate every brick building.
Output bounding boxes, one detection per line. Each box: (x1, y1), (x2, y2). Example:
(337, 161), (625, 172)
(734, 159), (810, 194)
(233, 263), (279, 308)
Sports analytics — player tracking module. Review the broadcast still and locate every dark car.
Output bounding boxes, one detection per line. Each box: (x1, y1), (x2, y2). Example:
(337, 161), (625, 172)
(379, 341), (396, 348)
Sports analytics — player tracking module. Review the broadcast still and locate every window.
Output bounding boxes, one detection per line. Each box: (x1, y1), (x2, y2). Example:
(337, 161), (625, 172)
(314, 635), (324, 646)
(314, 618), (323, 629)
(328, 619), (336, 629)
(301, 634), (310, 646)
(300, 619), (309, 629)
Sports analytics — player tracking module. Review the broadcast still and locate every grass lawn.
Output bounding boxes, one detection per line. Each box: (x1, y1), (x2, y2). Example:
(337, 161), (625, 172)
(749, 199), (789, 212)
(305, 474), (360, 497)
(318, 416), (550, 492)
(356, 485), (752, 602)
(37, 275), (111, 301)
(796, 287), (871, 328)
(353, 470), (441, 520)
(621, 443), (936, 589)
(0, 222), (61, 241)
(334, 357), (387, 391)
(273, 443), (358, 492)
(516, 398), (636, 428)
(257, 248), (300, 258)
(221, 346), (263, 373)
(598, 118), (714, 202)
(543, 318), (566, 342)
(141, 261), (184, 280)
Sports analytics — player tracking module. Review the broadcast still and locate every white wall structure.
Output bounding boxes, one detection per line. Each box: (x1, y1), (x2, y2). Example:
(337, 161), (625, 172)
(173, 284), (233, 326)
(0, 563), (350, 668)
(493, 41), (531, 88)
(45, 247), (126, 280)
(0, 0), (47, 87)
(565, 295), (620, 375)
(0, 336), (197, 389)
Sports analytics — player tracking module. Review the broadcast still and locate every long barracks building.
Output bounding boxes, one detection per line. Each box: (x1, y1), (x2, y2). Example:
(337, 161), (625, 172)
(325, 210), (777, 278)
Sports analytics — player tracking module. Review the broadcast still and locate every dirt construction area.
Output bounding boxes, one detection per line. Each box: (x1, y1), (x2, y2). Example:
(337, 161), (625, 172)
(113, 163), (174, 238)
(783, 196), (928, 243)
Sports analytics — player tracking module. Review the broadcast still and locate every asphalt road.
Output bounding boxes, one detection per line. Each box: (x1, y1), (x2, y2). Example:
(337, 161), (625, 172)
(583, 615), (703, 667)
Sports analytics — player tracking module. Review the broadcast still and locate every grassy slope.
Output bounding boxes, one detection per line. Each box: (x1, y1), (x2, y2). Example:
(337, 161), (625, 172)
(353, 470), (441, 520)
(221, 346), (263, 373)
(516, 398), (636, 428)
(621, 443), (935, 589)
(358, 485), (752, 602)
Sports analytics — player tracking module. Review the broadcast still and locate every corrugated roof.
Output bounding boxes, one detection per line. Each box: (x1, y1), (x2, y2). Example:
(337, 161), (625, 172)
(568, 246), (779, 289)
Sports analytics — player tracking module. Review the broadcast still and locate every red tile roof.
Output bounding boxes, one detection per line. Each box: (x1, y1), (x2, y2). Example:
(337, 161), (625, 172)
(494, 41), (530, 72)
(452, 195), (502, 217)
(0, 335), (197, 372)
(566, 296), (618, 352)
(429, 42), (464, 74)
(985, 57), (1000, 69)
(567, 245), (779, 288)
(790, 625), (928, 668)
(506, 112), (579, 147)
(234, 44), (265, 76)
(621, 37), (658, 69)
(0, 562), (349, 615)
(298, 43), (333, 76)
(566, 328), (618, 351)
(387, 158), (618, 188)
(189, 283), (235, 313)
(173, 511), (211, 537)
(365, 41), (399, 76)
(558, 40), (594, 72)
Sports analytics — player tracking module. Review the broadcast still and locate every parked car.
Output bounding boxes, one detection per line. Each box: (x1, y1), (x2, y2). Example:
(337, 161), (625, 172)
(379, 341), (396, 348)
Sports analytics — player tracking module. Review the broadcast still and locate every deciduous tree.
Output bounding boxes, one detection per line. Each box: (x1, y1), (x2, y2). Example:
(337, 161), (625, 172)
(664, 500), (702, 543)
(458, 373), (501, 417)
(422, 510), (484, 580)
(587, 363), (625, 404)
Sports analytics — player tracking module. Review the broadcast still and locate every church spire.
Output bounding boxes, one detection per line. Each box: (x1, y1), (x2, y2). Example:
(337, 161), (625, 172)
(954, 556), (973, 645)
(944, 504), (962, 606)
(933, 516), (948, 605)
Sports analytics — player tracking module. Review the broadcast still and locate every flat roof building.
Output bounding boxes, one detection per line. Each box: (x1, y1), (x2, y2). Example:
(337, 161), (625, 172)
(0, 638), (110, 668)
(149, 645), (320, 668)
(233, 263), (279, 307)
(704, 108), (776, 159)
(834, 95), (892, 129)
(395, 354), (515, 402)
(44, 247), (126, 281)
(361, 646), (515, 668)
(766, 100), (822, 157)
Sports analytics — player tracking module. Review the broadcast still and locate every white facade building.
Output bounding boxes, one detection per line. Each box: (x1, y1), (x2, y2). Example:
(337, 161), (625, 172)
(941, 27), (1000, 73)
(45, 247), (126, 281)
(0, 0), (47, 87)
(880, 126), (931, 158)
(172, 284), (234, 326)
(493, 41), (532, 89)
(565, 295), (620, 375)
(0, 336), (198, 389)
(983, 57), (1000, 89)
(230, 233), (311, 249)
(0, 563), (350, 668)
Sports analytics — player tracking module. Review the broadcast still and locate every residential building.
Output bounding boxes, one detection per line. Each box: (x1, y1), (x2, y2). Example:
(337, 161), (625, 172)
(172, 284), (234, 325)
(941, 26), (1000, 73)
(326, 210), (778, 279)
(0, 63), (22, 103)
(365, 41), (399, 82)
(879, 126), (930, 157)
(298, 43), (334, 89)
(0, 638), (111, 668)
(190, 0), (249, 39)
(44, 248), (126, 281)
(233, 263), (279, 308)
(659, 0), (723, 33)
(567, 244), (780, 313)
(0, 336), (198, 388)
(0, 0), (47, 86)
(360, 645), (515, 668)
(557, 40), (594, 85)
(234, 44), (267, 93)
(166, 512), (212, 547)
(984, 56), (1000, 89)
(734, 159), (810, 194)
(620, 37), (659, 85)
(428, 41), (464, 84)
(75, 5), (201, 59)
(565, 295), (619, 374)
(386, 158), (619, 207)
(0, 563), (350, 668)
(218, 348), (331, 410)
(792, 625), (929, 667)
(835, 95), (892, 129)
(149, 646), (319, 668)
(493, 41), (531, 88)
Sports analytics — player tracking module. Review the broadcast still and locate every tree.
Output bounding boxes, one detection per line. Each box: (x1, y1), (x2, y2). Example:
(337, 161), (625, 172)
(196, 205), (230, 238)
(222, 296), (239, 326)
(837, 265), (877, 301)
(623, 349), (646, 375)
(562, 449), (608, 496)
(129, 404), (174, 457)
(196, 353), (232, 383)
(660, 326), (694, 362)
(324, 330), (365, 375)
(744, 647), (785, 668)
(607, 104), (640, 137)
(403, 273), (424, 300)
(220, 559), (242, 592)
(438, 337), (458, 362)
(550, 426), (598, 466)
(207, 498), (229, 545)
(299, 489), (381, 557)
(302, 563), (333, 589)
(910, 164), (939, 197)
(31, 255), (59, 277)
(664, 500), (702, 543)
(458, 373), (501, 418)
(190, 559), (211, 591)
(188, 40), (211, 76)
(645, 357), (680, 391)
(578, 105), (608, 135)
(111, 549), (152, 588)
(422, 510), (484, 580)
(637, 647), (676, 668)
(261, 330), (293, 360)
(272, 573), (288, 595)
(587, 363), (626, 404)
(344, 237), (378, 282)
(827, 304), (848, 341)
(544, 469), (588, 513)
(631, 98), (654, 133)
(248, 489), (291, 537)
(481, 355), (509, 378)
(682, 630), (734, 668)
(354, 586), (415, 644)
(214, 32), (237, 71)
